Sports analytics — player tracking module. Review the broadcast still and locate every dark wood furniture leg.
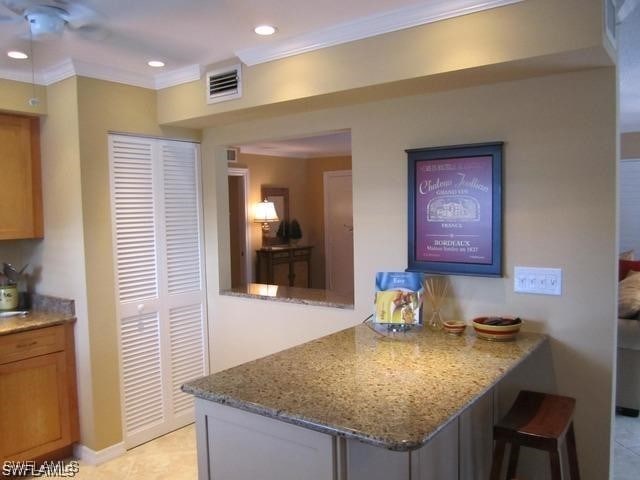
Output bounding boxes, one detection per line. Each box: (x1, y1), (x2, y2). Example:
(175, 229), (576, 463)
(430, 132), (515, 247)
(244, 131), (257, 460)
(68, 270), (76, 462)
(566, 423), (581, 480)
(490, 439), (507, 480)
(506, 443), (520, 479)
(549, 449), (562, 480)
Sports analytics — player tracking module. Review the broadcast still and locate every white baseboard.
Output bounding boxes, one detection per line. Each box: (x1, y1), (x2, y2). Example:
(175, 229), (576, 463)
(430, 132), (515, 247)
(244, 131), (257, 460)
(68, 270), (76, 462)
(73, 442), (126, 465)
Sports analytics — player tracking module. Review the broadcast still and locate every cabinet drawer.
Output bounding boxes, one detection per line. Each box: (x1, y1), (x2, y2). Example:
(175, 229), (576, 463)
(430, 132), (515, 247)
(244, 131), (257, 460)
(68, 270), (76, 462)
(0, 326), (65, 365)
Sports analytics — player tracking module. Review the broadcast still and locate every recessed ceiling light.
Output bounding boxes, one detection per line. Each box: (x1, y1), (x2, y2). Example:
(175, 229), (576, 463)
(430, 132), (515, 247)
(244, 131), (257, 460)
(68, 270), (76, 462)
(148, 60), (165, 68)
(7, 51), (28, 60)
(254, 25), (277, 36)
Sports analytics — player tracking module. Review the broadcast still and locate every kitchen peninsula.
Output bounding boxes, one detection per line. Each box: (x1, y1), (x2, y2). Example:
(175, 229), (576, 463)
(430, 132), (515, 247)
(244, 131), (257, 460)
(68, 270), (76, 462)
(183, 324), (547, 480)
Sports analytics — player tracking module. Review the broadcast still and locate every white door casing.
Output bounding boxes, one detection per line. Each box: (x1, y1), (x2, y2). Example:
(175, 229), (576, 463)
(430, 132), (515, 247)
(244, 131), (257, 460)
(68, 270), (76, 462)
(323, 170), (354, 298)
(228, 167), (251, 285)
(109, 134), (208, 449)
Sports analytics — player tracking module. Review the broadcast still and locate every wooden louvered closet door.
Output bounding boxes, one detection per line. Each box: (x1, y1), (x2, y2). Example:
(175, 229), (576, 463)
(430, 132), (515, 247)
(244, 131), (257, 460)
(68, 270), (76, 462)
(109, 135), (208, 449)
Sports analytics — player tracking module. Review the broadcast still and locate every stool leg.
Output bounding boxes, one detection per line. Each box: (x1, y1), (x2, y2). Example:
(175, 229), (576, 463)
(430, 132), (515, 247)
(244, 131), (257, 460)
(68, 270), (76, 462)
(506, 444), (520, 479)
(549, 449), (562, 480)
(566, 423), (580, 480)
(490, 439), (507, 480)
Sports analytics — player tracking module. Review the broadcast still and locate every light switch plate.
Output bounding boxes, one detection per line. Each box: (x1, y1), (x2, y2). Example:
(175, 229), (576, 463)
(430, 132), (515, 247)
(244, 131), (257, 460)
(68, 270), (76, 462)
(514, 266), (562, 296)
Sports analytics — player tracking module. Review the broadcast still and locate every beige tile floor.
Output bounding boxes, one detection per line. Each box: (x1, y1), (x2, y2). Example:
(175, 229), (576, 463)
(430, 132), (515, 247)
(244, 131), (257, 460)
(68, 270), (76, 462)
(37, 424), (197, 480)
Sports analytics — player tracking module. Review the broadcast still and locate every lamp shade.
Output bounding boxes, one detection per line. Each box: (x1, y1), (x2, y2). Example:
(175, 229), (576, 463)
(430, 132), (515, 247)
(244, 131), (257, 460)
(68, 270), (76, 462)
(254, 200), (279, 223)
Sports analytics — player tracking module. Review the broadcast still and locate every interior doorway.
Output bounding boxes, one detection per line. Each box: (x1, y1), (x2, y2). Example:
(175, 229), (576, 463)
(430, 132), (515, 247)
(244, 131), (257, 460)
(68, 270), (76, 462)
(324, 170), (354, 299)
(228, 168), (251, 287)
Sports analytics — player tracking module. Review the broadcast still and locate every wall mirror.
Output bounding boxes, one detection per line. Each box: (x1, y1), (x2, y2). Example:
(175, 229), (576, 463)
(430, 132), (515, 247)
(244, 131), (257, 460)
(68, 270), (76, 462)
(261, 186), (289, 246)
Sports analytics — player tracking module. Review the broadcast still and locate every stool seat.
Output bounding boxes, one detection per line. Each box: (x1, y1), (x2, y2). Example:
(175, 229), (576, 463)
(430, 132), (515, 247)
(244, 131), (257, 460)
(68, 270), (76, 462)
(490, 390), (580, 480)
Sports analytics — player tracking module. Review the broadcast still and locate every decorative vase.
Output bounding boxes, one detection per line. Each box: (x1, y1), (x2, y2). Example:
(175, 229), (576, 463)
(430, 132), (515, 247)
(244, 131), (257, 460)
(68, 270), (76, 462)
(427, 309), (444, 331)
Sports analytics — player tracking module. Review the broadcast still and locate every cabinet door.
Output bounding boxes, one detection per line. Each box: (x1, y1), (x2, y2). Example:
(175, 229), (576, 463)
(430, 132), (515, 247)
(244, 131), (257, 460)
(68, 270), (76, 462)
(293, 260), (309, 288)
(272, 262), (290, 286)
(0, 352), (71, 461)
(0, 114), (43, 239)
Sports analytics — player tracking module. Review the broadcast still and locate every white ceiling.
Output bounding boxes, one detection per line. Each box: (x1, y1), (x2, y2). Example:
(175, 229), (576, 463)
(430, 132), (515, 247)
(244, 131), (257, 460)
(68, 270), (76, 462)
(0, 1), (638, 133)
(620, 2), (640, 132)
(0, 0), (520, 87)
(237, 131), (351, 159)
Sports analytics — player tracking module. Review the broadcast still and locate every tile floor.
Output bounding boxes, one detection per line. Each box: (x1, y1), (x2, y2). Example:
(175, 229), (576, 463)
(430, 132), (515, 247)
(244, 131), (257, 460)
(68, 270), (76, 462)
(41, 424), (197, 479)
(614, 413), (640, 480)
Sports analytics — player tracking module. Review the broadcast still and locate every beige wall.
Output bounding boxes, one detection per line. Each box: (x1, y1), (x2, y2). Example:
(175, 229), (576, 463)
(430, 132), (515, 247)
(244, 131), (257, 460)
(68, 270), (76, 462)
(622, 132), (640, 159)
(158, 0), (607, 126)
(0, 78), (47, 116)
(20, 78), (97, 448)
(203, 68), (617, 479)
(74, 76), (200, 450)
(306, 156), (352, 288)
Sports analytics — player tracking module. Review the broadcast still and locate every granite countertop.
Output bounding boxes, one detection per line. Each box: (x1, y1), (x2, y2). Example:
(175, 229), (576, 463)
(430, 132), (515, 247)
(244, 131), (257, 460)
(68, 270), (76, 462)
(221, 283), (354, 309)
(0, 294), (76, 336)
(183, 324), (547, 451)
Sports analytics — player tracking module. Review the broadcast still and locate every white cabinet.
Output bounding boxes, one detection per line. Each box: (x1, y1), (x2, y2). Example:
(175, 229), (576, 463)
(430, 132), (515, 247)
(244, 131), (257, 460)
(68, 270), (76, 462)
(194, 389), (495, 480)
(110, 135), (208, 448)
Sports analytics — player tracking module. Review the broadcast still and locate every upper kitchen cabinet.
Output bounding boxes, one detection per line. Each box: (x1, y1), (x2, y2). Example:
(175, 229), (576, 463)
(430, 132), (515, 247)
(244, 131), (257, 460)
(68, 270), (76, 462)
(0, 114), (43, 240)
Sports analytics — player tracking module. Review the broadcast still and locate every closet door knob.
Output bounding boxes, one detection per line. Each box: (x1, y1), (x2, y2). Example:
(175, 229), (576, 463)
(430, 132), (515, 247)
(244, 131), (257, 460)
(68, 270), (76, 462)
(137, 304), (145, 313)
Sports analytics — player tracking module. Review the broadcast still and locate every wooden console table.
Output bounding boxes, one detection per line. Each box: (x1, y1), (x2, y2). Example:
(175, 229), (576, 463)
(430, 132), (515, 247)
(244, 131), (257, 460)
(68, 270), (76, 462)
(256, 245), (313, 288)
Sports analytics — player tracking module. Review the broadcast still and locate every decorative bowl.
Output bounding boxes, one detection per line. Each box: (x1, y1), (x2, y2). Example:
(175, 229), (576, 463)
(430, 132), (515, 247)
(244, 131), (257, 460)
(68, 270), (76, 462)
(443, 320), (466, 336)
(472, 317), (522, 341)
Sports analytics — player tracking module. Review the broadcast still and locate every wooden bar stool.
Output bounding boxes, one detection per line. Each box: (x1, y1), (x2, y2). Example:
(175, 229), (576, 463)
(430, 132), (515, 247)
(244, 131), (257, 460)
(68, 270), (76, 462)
(489, 390), (580, 480)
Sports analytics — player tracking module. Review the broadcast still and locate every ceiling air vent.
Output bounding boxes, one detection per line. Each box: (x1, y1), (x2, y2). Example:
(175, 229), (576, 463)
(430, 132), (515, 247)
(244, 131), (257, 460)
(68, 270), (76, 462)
(206, 64), (242, 104)
(226, 147), (239, 163)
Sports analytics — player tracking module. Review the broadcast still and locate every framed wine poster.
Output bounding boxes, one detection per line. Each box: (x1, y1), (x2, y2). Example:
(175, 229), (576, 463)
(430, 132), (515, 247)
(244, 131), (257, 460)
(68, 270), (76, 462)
(406, 142), (503, 277)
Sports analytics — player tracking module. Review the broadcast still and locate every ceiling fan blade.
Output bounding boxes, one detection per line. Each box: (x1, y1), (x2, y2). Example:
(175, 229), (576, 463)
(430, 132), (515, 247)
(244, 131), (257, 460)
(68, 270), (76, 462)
(58, 1), (98, 29)
(1, 0), (31, 16)
(68, 22), (110, 41)
(0, 14), (21, 22)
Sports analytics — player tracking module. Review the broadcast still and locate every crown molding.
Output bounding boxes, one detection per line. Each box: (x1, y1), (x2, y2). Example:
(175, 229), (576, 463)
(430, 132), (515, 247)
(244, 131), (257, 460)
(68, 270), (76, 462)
(0, 68), (36, 84)
(0, 60), (203, 89)
(72, 59), (156, 89)
(0, 60), (74, 85)
(154, 64), (202, 89)
(236, 0), (524, 66)
(39, 58), (76, 85)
